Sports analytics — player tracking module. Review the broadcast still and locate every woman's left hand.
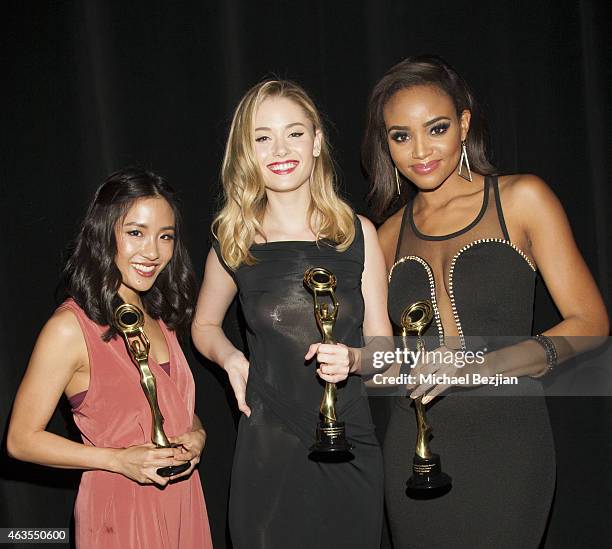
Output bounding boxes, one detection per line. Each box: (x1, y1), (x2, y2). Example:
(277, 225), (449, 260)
(167, 428), (206, 480)
(407, 347), (490, 404)
(305, 342), (357, 383)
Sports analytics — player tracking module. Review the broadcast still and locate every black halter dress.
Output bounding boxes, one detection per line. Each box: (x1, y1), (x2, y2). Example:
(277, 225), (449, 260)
(213, 217), (384, 549)
(384, 176), (555, 549)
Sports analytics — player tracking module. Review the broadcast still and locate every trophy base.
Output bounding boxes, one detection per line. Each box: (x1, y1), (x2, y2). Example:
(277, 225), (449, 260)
(157, 461), (191, 478)
(406, 453), (452, 499)
(309, 421), (354, 461)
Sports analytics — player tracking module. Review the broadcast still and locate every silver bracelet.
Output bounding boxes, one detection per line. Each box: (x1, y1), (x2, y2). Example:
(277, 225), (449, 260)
(531, 334), (558, 376)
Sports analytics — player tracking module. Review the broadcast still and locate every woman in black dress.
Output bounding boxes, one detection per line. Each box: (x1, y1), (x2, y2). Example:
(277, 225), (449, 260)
(362, 55), (608, 548)
(192, 79), (390, 548)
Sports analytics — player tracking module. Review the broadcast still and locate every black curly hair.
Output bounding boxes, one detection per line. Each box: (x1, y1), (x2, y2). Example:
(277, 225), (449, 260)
(62, 167), (197, 340)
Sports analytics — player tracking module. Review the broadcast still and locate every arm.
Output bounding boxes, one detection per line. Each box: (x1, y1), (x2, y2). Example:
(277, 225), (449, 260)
(361, 215), (394, 339)
(481, 175), (608, 377)
(7, 309), (181, 485)
(192, 247), (251, 416)
(167, 414), (206, 480)
(414, 176), (609, 402)
(481, 175), (608, 376)
(515, 175), (608, 338)
(360, 210), (409, 387)
(377, 207), (404, 271)
(305, 215), (394, 381)
(357, 215), (395, 375)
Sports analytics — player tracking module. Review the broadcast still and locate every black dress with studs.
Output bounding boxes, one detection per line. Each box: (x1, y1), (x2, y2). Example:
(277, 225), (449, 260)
(213, 217), (384, 549)
(385, 176), (555, 549)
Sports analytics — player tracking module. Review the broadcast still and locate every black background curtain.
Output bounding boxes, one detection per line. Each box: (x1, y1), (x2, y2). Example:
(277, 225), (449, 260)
(1, 1), (610, 548)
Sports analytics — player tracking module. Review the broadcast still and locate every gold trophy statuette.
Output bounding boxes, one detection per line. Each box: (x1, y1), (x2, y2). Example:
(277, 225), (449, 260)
(303, 267), (354, 458)
(114, 303), (190, 477)
(401, 300), (452, 497)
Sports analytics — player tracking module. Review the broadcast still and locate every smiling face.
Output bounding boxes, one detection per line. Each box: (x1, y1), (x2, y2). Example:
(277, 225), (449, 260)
(114, 197), (175, 301)
(384, 85), (470, 191)
(253, 96), (322, 193)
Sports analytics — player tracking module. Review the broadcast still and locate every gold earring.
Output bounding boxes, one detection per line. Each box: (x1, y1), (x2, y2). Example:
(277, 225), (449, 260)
(394, 166), (401, 196)
(458, 140), (472, 182)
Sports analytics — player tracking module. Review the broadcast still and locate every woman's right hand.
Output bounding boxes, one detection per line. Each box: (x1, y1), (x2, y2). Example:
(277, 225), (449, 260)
(110, 443), (189, 486)
(223, 350), (251, 417)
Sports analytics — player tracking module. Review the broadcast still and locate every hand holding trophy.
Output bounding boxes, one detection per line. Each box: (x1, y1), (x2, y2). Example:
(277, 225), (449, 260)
(401, 300), (452, 497)
(303, 267), (354, 458)
(114, 303), (191, 478)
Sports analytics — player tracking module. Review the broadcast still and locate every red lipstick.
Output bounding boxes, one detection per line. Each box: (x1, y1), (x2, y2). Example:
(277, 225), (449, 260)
(267, 161), (299, 175)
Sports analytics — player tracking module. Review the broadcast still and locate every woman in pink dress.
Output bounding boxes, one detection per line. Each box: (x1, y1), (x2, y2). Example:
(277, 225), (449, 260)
(7, 167), (213, 548)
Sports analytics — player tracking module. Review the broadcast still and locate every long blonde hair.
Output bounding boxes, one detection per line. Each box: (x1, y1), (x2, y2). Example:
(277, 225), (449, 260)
(212, 79), (355, 270)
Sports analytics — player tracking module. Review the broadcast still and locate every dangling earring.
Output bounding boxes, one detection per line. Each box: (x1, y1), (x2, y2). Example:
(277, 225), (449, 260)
(458, 140), (472, 182)
(309, 150), (319, 182)
(394, 166), (401, 196)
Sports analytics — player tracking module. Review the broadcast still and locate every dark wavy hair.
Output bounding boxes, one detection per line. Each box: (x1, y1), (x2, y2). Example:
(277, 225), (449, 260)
(362, 54), (496, 221)
(63, 167), (197, 341)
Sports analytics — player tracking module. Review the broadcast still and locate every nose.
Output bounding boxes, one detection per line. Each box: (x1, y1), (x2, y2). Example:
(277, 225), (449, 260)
(412, 135), (432, 161)
(141, 236), (160, 260)
(272, 137), (288, 157)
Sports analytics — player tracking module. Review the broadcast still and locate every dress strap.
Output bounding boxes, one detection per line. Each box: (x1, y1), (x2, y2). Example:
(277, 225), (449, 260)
(211, 239), (236, 279)
(352, 214), (365, 265)
(490, 175), (511, 240)
(408, 178), (490, 241)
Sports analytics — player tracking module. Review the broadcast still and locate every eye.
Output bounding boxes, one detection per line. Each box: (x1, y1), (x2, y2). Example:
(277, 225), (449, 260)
(390, 131), (410, 143)
(430, 122), (450, 135)
(289, 131), (304, 138)
(255, 135), (270, 143)
(127, 230), (142, 237)
(160, 234), (175, 241)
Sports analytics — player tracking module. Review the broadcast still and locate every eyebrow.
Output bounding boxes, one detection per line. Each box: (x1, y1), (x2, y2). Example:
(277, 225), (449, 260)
(387, 116), (451, 133)
(124, 221), (176, 231)
(254, 122), (307, 131)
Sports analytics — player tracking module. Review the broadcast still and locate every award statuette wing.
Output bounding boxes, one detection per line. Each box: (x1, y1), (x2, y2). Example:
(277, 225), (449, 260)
(114, 303), (190, 477)
(303, 267), (354, 459)
(401, 300), (452, 498)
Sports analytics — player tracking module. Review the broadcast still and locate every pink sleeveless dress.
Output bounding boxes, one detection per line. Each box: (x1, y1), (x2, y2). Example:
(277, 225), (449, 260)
(59, 299), (213, 549)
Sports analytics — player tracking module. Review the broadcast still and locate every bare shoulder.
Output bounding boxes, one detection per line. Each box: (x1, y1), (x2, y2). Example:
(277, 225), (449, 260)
(37, 308), (88, 364)
(356, 214), (377, 238)
(357, 214), (385, 264)
(498, 174), (561, 212)
(46, 307), (83, 337)
(376, 207), (404, 269)
(498, 174), (568, 247)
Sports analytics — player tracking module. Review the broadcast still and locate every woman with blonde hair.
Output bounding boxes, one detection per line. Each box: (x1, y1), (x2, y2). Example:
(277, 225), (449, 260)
(192, 80), (389, 547)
